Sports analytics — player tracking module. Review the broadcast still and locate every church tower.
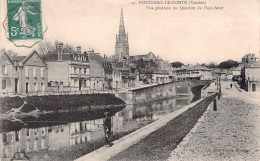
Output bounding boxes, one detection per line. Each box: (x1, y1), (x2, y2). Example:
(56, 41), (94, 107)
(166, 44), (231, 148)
(115, 7), (129, 63)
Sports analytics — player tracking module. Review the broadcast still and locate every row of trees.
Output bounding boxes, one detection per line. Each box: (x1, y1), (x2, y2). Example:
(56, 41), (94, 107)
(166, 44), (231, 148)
(171, 59), (239, 69)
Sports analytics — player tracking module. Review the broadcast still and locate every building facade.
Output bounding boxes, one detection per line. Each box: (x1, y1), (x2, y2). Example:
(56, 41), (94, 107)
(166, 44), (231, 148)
(43, 44), (90, 92)
(173, 65), (213, 81)
(0, 52), (18, 95)
(0, 51), (48, 96)
(241, 61), (260, 92)
(88, 51), (105, 91)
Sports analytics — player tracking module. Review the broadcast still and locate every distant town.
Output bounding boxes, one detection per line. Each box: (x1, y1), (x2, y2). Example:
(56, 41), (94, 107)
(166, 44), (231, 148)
(0, 8), (259, 96)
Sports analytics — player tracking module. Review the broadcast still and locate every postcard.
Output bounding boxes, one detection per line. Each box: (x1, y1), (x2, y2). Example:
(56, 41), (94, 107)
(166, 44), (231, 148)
(0, 0), (259, 161)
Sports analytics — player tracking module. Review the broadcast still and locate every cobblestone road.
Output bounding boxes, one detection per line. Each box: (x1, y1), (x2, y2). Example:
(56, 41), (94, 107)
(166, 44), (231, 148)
(169, 82), (260, 161)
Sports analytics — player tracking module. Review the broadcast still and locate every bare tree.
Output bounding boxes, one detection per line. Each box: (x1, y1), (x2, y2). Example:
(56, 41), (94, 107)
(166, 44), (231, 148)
(64, 43), (74, 50)
(6, 50), (18, 57)
(37, 40), (55, 55)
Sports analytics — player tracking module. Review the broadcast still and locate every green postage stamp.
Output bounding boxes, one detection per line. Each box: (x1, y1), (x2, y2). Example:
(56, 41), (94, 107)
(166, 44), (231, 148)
(6, 0), (42, 40)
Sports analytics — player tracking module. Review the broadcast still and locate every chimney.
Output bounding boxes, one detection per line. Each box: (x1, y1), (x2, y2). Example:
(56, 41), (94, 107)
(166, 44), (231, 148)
(57, 43), (63, 61)
(76, 46), (81, 53)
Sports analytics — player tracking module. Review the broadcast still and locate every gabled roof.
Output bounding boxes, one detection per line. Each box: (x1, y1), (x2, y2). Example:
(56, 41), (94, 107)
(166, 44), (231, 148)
(22, 50), (47, 66)
(1, 52), (15, 65)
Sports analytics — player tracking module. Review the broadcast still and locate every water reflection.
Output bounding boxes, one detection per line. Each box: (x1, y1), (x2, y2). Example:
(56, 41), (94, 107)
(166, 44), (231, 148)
(0, 96), (192, 160)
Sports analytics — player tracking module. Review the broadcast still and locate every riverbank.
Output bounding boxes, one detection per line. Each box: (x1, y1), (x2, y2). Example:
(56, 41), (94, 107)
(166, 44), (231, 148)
(75, 93), (216, 161)
(0, 94), (126, 114)
(109, 94), (216, 161)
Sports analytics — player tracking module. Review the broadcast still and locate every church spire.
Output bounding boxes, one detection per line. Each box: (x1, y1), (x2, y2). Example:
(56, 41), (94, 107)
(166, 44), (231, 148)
(119, 7), (125, 34)
(115, 7), (129, 63)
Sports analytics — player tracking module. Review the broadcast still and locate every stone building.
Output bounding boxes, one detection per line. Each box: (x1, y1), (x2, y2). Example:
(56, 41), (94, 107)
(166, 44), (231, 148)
(43, 44), (90, 92)
(0, 52), (18, 95)
(88, 51), (105, 91)
(173, 65), (213, 81)
(103, 58), (113, 90)
(130, 52), (162, 63)
(241, 61), (260, 92)
(0, 51), (48, 95)
(242, 53), (258, 64)
(114, 8), (129, 63)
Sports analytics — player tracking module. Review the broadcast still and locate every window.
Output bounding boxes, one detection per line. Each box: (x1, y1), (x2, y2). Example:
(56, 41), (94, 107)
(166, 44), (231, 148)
(84, 80), (87, 87)
(74, 79), (77, 87)
(15, 131), (19, 142)
(84, 68), (86, 75)
(41, 128), (45, 135)
(2, 65), (7, 75)
(25, 67), (29, 77)
(41, 139), (45, 149)
(74, 67), (77, 74)
(34, 82), (37, 92)
(2, 80), (6, 89)
(79, 68), (82, 74)
(40, 68), (44, 77)
(34, 140), (38, 150)
(41, 83), (44, 92)
(34, 129), (38, 135)
(33, 67), (37, 77)
(26, 129), (30, 137)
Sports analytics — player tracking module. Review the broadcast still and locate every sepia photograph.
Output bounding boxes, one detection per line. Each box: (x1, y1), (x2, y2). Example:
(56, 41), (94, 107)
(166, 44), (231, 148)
(0, 0), (259, 160)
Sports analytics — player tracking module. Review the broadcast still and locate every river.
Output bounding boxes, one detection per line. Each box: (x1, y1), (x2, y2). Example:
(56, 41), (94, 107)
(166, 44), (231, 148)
(0, 95), (194, 160)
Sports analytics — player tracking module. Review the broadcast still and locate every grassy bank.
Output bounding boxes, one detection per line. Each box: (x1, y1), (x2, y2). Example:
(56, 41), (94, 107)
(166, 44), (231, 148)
(109, 94), (217, 161)
(0, 94), (125, 114)
(0, 96), (24, 113)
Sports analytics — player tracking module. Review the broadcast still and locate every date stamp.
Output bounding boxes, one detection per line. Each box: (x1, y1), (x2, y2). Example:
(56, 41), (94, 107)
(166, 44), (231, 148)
(6, 0), (42, 40)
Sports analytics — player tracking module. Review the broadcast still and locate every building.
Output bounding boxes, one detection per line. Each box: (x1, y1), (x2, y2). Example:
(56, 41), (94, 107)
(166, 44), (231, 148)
(214, 68), (232, 81)
(114, 8), (129, 63)
(231, 63), (244, 81)
(173, 65), (213, 81)
(152, 70), (169, 83)
(158, 61), (173, 81)
(88, 50), (105, 91)
(0, 51), (48, 96)
(130, 52), (163, 63)
(242, 53), (258, 64)
(43, 44), (90, 92)
(112, 62), (136, 89)
(0, 52), (18, 95)
(103, 58), (113, 90)
(241, 61), (260, 92)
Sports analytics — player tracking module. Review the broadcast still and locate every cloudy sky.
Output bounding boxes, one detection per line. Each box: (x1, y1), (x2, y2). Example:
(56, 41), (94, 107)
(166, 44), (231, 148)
(0, 0), (259, 64)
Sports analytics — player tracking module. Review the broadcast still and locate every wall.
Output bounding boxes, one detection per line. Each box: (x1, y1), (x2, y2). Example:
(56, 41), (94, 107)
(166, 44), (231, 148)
(116, 80), (210, 104)
(47, 62), (70, 86)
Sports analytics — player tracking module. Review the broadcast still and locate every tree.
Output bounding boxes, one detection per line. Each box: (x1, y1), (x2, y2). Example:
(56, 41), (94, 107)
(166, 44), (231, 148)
(6, 50), (18, 57)
(218, 59), (239, 69)
(37, 40), (55, 55)
(207, 62), (218, 69)
(171, 61), (184, 68)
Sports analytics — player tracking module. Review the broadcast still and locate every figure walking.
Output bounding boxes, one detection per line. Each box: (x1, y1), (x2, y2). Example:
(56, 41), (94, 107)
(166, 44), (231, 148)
(103, 112), (113, 147)
(230, 83), (232, 88)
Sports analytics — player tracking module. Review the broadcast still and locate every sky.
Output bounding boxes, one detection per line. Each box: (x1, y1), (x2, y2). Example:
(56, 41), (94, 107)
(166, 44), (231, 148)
(0, 0), (259, 64)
